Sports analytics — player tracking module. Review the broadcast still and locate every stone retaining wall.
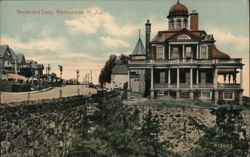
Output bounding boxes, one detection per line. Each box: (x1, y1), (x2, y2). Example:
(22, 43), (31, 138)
(130, 105), (250, 154)
(0, 96), (89, 157)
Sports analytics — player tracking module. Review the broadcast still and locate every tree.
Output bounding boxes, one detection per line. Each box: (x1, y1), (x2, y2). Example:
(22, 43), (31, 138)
(98, 54), (129, 86)
(119, 54), (129, 65)
(99, 55), (117, 85)
(141, 109), (174, 157)
(19, 67), (34, 78)
(67, 99), (177, 157)
(187, 107), (249, 157)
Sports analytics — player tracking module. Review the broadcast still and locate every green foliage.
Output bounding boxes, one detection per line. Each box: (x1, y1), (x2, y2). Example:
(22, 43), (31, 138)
(98, 54), (129, 85)
(99, 54), (118, 85)
(141, 109), (174, 157)
(0, 81), (31, 92)
(67, 99), (176, 157)
(19, 67), (34, 78)
(186, 107), (249, 157)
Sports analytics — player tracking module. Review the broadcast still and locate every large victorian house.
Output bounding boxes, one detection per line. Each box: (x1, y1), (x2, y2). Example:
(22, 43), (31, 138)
(128, 1), (244, 104)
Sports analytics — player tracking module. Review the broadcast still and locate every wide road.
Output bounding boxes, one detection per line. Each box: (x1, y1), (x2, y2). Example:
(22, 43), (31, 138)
(0, 85), (97, 104)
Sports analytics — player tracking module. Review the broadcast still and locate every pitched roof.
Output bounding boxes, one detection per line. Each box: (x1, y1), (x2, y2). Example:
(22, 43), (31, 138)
(9, 48), (16, 59)
(152, 28), (205, 43)
(112, 64), (128, 75)
(132, 38), (146, 55)
(211, 44), (230, 60)
(0, 45), (9, 57)
(16, 54), (26, 64)
(218, 69), (238, 74)
(26, 59), (39, 69)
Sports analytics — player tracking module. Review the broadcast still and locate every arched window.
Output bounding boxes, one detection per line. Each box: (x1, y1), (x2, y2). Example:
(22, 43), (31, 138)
(184, 18), (187, 28)
(170, 19), (174, 30)
(177, 19), (181, 29)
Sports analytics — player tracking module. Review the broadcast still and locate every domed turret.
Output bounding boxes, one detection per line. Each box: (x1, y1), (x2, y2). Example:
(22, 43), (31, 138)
(168, 1), (189, 18)
(167, 1), (189, 30)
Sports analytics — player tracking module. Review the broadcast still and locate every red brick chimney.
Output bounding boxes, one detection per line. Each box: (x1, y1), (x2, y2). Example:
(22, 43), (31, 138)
(190, 10), (199, 31)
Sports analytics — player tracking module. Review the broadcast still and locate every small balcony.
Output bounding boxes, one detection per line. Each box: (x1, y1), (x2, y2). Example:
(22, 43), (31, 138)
(153, 83), (214, 89)
(218, 83), (241, 89)
(129, 58), (242, 67)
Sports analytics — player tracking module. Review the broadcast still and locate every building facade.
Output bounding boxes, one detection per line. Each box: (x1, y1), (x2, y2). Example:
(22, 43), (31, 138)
(105, 64), (128, 90)
(128, 1), (244, 104)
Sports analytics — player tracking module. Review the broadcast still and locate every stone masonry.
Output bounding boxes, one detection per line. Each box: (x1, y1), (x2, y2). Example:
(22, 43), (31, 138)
(0, 96), (90, 157)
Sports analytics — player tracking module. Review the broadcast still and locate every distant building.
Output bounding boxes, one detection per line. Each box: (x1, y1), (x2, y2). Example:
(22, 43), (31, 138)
(129, 36), (146, 93)
(128, 1), (244, 104)
(26, 60), (44, 76)
(16, 54), (26, 71)
(106, 64), (128, 90)
(0, 45), (28, 82)
(0, 45), (14, 72)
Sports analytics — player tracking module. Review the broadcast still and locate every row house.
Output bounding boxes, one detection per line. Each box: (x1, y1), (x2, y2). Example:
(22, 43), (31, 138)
(0, 45), (44, 81)
(128, 1), (244, 104)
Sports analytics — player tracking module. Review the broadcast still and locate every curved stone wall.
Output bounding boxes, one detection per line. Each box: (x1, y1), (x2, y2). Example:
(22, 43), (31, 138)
(0, 96), (89, 157)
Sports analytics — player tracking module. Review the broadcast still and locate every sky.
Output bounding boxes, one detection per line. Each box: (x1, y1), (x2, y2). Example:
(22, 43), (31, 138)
(0, 0), (249, 96)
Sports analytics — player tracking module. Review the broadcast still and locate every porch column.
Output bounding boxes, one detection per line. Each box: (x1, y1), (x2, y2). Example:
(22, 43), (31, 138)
(168, 68), (171, 97)
(214, 68), (218, 89)
(196, 69), (199, 84)
(168, 68), (171, 85)
(214, 68), (218, 104)
(176, 67), (180, 98)
(182, 44), (185, 59)
(177, 68), (180, 89)
(190, 68), (194, 99)
(196, 44), (199, 59)
(168, 44), (171, 60)
(127, 69), (131, 99)
(240, 68), (243, 89)
(150, 67), (154, 99)
(190, 68), (193, 89)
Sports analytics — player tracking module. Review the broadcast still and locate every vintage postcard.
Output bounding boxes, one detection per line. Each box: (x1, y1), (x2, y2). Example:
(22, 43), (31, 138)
(0, 0), (249, 156)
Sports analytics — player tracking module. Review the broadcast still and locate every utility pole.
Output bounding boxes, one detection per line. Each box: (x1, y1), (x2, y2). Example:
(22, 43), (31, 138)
(59, 65), (63, 97)
(90, 70), (92, 83)
(76, 70), (80, 95)
(15, 55), (17, 82)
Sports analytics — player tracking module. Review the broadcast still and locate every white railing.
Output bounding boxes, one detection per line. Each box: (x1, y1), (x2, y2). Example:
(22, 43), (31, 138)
(154, 83), (168, 88)
(216, 59), (242, 64)
(180, 83), (190, 88)
(169, 84), (177, 88)
(152, 83), (215, 89)
(198, 83), (213, 88)
(129, 59), (242, 65)
(218, 83), (241, 89)
(128, 60), (152, 64)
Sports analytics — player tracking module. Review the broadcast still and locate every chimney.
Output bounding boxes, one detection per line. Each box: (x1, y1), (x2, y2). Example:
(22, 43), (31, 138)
(145, 19), (151, 58)
(190, 10), (199, 31)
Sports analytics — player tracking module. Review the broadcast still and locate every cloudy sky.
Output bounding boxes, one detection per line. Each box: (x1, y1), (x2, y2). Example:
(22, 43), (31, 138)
(0, 0), (249, 96)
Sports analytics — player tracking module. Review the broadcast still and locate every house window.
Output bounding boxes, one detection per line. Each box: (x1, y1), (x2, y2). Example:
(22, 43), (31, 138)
(156, 46), (164, 59)
(186, 47), (191, 58)
(201, 72), (206, 84)
(185, 72), (190, 84)
(170, 20), (174, 30)
(160, 72), (165, 83)
(177, 19), (181, 29)
(200, 46), (207, 59)
(223, 92), (234, 100)
(184, 19), (187, 28)
(201, 91), (211, 99)
(171, 47), (179, 59)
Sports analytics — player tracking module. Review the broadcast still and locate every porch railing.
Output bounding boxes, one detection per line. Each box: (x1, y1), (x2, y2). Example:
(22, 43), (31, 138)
(218, 83), (241, 89)
(129, 58), (242, 65)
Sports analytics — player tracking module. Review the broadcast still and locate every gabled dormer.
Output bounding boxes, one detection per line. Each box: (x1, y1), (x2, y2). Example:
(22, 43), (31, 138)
(167, 28), (200, 42)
